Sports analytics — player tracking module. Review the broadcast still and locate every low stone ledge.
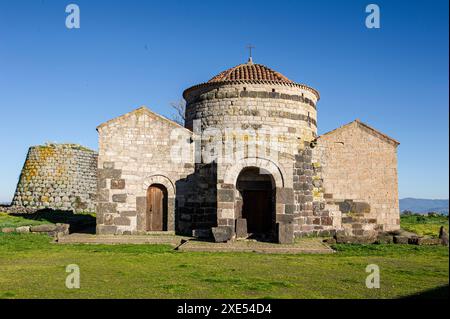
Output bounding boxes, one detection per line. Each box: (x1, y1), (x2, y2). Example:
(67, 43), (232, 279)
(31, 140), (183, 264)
(333, 229), (447, 246)
(1, 223), (70, 237)
(335, 233), (377, 244)
(30, 224), (57, 232)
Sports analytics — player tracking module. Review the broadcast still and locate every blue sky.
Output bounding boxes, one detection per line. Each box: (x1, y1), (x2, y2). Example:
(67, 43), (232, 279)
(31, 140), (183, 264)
(0, 0), (448, 202)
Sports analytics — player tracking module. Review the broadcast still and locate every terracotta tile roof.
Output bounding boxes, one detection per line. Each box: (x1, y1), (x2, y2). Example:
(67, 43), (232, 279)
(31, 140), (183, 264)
(208, 62), (293, 84)
(183, 60), (320, 100)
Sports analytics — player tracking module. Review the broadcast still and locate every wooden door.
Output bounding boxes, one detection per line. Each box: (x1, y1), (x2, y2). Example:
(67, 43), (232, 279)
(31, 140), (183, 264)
(242, 190), (271, 234)
(147, 186), (164, 231)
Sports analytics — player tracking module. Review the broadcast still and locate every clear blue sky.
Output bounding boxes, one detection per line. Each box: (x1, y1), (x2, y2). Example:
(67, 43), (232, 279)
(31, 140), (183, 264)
(0, 0), (448, 202)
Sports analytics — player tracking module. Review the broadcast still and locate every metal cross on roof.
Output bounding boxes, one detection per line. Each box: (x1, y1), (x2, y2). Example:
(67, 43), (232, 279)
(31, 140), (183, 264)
(246, 44), (255, 63)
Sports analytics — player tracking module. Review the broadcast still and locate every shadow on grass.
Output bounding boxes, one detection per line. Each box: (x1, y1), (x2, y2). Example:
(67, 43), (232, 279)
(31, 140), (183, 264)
(402, 284), (449, 299)
(11, 209), (96, 234)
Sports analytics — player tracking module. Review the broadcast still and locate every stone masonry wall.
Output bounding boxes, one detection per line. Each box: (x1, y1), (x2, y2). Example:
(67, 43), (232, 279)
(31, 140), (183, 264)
(313, 121), (400, 232)
(184, 82), (318, 243)
(293, 142), (341, 237)
(12, 143), (97, 213)
(96, 107), (194, 235)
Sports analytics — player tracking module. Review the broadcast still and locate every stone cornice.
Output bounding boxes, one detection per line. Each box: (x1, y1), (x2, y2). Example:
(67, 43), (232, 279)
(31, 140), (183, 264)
(183, 80), (320, 101)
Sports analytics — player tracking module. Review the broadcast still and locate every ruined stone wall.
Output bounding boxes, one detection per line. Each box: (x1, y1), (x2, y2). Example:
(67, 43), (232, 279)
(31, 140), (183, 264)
(292, 142), (341, 237)
(12, 143), (97, 213)
(313, 121), (400, 232)
(96, 107), (194, 235)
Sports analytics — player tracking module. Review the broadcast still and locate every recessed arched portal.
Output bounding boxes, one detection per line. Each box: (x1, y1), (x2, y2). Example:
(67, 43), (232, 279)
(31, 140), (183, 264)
(236, 167), (276, 241)
(146, 184), (168, 231)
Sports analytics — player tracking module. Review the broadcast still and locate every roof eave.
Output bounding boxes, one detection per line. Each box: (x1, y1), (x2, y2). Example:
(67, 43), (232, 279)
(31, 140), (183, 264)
(183, 80), (320, 101)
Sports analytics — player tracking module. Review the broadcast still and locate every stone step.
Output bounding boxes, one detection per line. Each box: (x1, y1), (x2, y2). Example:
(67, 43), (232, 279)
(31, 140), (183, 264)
(178, 239), (335, 254)
(55, 234), (188, 245)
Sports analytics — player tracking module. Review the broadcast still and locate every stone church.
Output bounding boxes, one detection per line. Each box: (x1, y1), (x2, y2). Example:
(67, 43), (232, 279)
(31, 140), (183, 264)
(94, 58), (400, 243)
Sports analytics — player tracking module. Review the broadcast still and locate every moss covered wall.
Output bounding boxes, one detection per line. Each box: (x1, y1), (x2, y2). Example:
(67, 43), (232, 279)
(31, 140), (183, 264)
(12, 143), (97, 213)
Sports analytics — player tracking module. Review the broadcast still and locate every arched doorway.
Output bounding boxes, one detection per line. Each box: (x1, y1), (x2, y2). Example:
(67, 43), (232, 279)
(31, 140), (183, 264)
(236, 167), (275, 241)
(146, 184), (168, 231)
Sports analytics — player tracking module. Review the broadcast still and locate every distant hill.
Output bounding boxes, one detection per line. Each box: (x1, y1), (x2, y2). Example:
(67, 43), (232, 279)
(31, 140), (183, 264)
(400, 198), (449, 215)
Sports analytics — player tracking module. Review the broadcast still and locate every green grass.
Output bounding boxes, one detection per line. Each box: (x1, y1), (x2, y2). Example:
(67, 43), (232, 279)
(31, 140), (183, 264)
(0, 211), (95, 233)
(0, 233), (448, 299)
(401, 214), (448, 237)
(0, 212), (448, 299)
(0, 212), (52, 229)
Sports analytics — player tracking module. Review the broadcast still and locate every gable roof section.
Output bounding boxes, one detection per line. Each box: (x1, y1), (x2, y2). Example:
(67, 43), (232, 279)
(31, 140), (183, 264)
(318, 119), (400, 146)
(96, 106), (192, 133)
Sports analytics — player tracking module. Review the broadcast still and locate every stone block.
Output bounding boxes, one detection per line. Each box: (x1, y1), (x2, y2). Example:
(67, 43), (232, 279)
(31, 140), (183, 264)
(97, 202), (117, 215)
(111, 179), (125, 190)
(416, 237), (442, 246)
(97, 189), (109, 202)
(276, 214), (294, 223)
(284, 204), (295, 214)
(335, 233), (376, 244)
(393, 235), (409, 244)
(338, 201), (352, 213)
(104, 214), (114, 225)
(30, 224), (57, 232)
(235, 218), (247, 238)
(112, 194), (127, 203)
(113, 216), (130, 226)
(352, 202), (370, 215)
(218, 202), (234, 209)
(98, 168), (122, 180)
(439, 226), (449, 246)
(120, 211), (137, 217)
(103, 162), (115, 169)
(376, 233), (394, 244)
(97, 225), (117, 235)
(1, 227), (16, 233)
(217, 189), (234, 202)
(212, 226), (233, 243)
(98, 178), (107, 189)
(15, 226), (30, 233)
(321, 217), (333, 225)
(55, 223), (70, 235)
(276, 188), (294, 204)
(352, 223), (363, 229)
(277, 222), (294, 244)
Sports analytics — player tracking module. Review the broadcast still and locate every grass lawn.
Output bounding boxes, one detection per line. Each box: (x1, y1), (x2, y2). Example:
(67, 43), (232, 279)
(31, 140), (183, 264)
(0, 212), (51, 229)
(400, 214), (448, 237)
(0, 212), (448, 299)
(0, 233), (448, 299)
(0, 211), (96, 233)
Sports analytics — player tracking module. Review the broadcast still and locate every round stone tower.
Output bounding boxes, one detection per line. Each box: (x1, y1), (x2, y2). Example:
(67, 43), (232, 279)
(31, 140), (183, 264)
(183, 58), (319, 145)
(182, 59), (320, 243)
(12, 143), (98, 213)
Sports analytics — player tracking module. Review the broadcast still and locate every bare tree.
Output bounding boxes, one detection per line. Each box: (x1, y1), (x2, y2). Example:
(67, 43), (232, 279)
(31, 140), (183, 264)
(170, 99), (186, 126)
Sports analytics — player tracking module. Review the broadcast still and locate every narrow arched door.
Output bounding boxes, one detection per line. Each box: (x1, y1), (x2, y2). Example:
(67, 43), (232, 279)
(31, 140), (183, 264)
(146, 184), (167, 231)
